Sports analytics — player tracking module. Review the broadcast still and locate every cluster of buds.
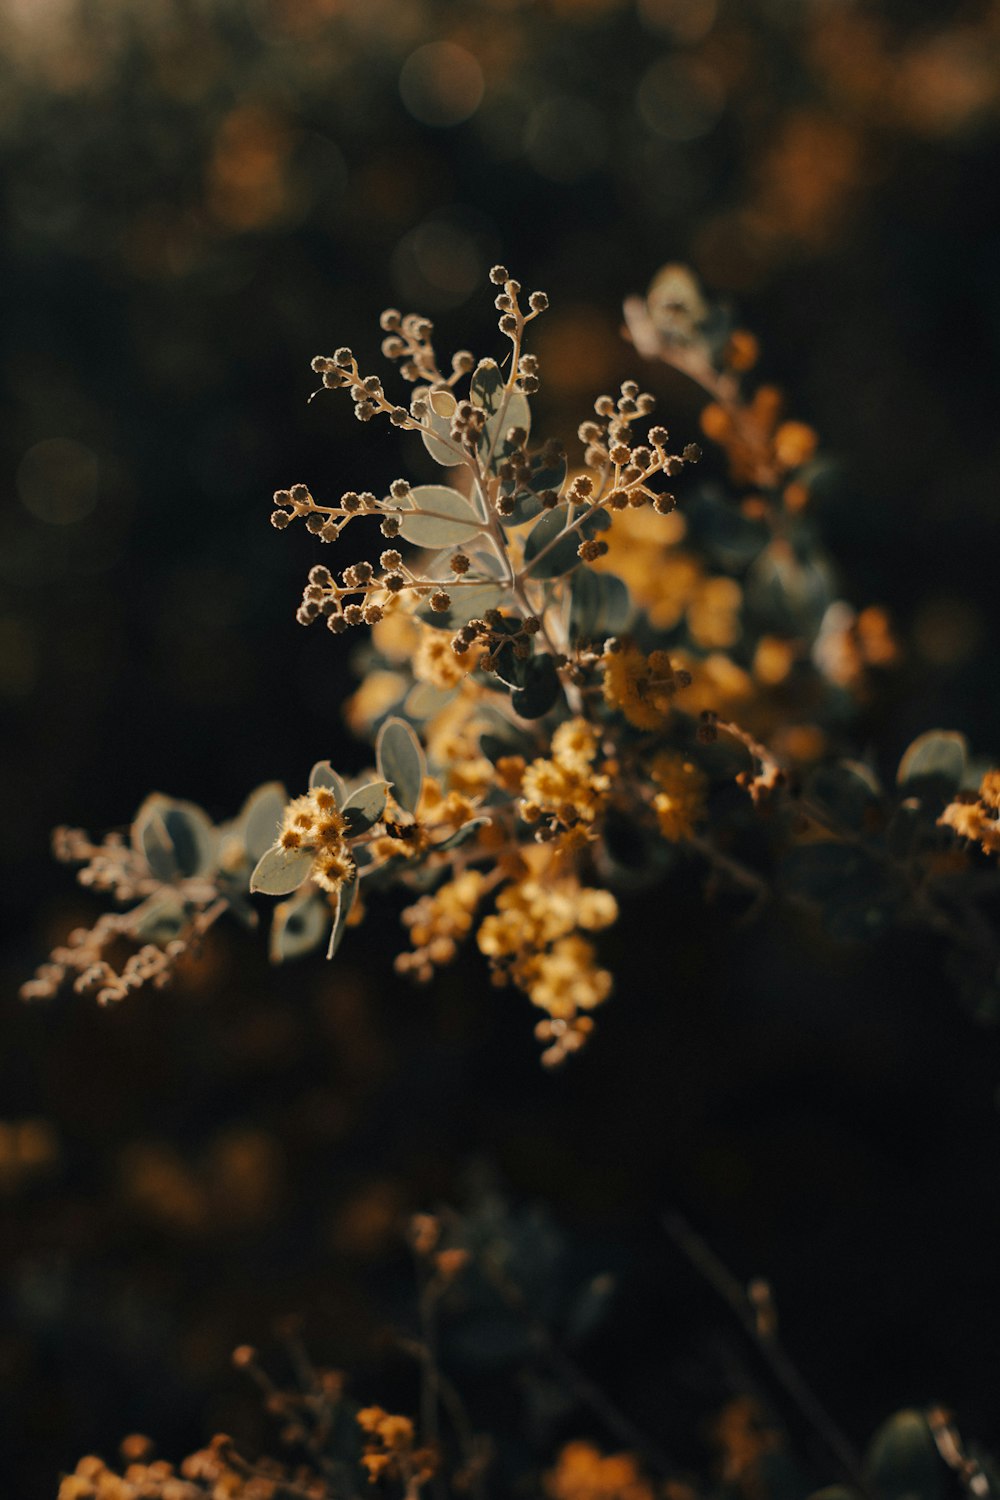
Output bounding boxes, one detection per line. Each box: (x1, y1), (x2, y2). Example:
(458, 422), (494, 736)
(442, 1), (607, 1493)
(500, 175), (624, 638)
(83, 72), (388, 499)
(52, 826), (156, 902)
(577, 382), (700, 512)
(357, 1407), (436, 1492)
(494, 437), (565, 517)
(310, 348), (409, 426)
(377, 307), (463, 386)
(490, 263), (549, 340)
(450, 609), (542, 668)
(296, 545), (427, 633)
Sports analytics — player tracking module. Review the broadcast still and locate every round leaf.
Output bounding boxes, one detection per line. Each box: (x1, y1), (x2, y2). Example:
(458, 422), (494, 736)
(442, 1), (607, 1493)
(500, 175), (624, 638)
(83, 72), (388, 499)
(897, 730), (968, 797)
(866, 1411), (946, 1500)
(133, 795), (217, 882)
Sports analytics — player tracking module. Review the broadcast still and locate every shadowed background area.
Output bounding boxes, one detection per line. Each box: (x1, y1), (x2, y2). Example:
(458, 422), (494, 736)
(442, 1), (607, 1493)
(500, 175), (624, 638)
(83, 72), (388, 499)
(3, 1), (1000, 1495)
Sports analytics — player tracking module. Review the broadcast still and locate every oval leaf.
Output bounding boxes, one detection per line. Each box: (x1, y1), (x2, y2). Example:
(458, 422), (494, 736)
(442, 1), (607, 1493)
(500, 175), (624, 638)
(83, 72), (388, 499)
(432, 817), (490, 852)
(327, 878), (358, 959)
(418, 389), (465, 467)
(238, 782), (288, 863)
(522, 505), (611, 580)
(376, 717), (426, 814)
(133, 795), (217, 882)
(250, 841), (315, 896)
(471, 358), (504, 415)
(897, 730), (968, 797)
(482, 390), (531, 469)
(511, 654), (561, 719)
(866, 1411), (946, 1500)
(270, 888), (329, 962)
(417, 581), (505, 631)
(570, 569), (631, 641)
(309, 760), (347, 804)
(405, 682), (456, 719)
(397, 485), (482, 548)
(341, 780), (389, 836)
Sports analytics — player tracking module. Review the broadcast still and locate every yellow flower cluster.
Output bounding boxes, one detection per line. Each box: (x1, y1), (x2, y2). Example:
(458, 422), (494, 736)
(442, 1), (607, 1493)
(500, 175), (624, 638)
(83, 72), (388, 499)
(372, 777), (481, 865)
(701, 386), (817, 489)
(414, 628), (481, 689)
(602, 643), (684, 730)
(545, 1441), (655, 1500)
(939, 771), (1000, 856)
(399, 869), (487, 981)
(521, 717), (610, 827)
(650, 750), (708, 841)
(596, 506), (742, 646)
(357, 1406), (435, 1490)
(477, 858), (617, 1064)
(279, 787), (355, 893)
(424, 691), (495, 798)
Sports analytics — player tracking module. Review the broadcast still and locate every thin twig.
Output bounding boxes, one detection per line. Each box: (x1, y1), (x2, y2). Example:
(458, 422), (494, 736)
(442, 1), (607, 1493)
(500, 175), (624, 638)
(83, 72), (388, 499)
(479, 1253), (676, 1477)
(662, 1214), (870, 1497)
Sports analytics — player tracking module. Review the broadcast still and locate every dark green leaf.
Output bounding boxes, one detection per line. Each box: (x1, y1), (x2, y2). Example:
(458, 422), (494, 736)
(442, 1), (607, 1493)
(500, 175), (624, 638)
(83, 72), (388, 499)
(744, 541), (834, 638)
(523, 505), (610, 580)
(805, 761), (882, 833)
(433, 817), (490, 852)
(511, 654), (561, 719)
(570, 569), (631, 641)
(866, 1411), (946, 1500)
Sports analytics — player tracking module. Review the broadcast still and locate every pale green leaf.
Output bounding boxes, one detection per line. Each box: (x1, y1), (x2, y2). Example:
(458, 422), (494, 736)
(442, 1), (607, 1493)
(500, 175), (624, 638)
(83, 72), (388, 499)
(250, 841), (315, 896)
(376, 716), (426, 814)
(397, 485), (483, 548)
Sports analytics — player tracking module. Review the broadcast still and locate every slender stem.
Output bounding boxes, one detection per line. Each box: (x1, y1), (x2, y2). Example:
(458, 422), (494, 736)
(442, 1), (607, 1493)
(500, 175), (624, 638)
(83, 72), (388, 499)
(479, 1253), (676, 1477)
(662, 1214), (870, 1495)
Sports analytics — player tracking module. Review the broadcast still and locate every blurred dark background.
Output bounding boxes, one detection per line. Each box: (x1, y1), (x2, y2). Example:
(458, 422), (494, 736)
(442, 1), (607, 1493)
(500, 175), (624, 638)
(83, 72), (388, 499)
(3, 0), (1000, 1494)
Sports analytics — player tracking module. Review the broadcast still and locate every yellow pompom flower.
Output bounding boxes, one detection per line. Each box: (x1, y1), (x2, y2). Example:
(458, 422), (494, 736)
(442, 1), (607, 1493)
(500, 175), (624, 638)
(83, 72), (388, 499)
(278, 787), (355, 894)
(602, 644), (680, 730)
(649, 751), (707, 842)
